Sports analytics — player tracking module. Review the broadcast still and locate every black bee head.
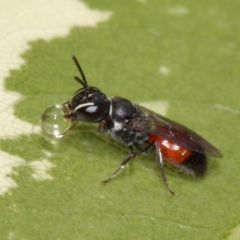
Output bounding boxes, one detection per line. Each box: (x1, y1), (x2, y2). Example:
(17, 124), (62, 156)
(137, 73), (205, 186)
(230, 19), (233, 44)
(63, 55), (110, 122)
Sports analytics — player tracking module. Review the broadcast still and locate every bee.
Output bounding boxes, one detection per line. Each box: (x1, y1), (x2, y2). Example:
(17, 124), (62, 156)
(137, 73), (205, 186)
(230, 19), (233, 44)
(42, 55), (223, 195)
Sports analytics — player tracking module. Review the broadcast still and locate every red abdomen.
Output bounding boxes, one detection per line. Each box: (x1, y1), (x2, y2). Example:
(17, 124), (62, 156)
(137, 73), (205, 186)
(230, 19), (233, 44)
(148, 134), (193, 164)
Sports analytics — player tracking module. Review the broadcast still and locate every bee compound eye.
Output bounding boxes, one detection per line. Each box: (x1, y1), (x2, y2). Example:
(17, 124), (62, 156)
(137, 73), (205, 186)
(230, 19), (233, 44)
(40, 104), (73, 138)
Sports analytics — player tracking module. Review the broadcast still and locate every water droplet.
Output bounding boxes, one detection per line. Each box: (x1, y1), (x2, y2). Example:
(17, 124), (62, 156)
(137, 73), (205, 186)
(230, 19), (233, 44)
(40, 104), (72, 138)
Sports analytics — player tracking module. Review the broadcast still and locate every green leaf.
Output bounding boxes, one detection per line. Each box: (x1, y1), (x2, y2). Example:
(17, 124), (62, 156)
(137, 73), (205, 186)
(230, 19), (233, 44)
(1, 0), (240, 239)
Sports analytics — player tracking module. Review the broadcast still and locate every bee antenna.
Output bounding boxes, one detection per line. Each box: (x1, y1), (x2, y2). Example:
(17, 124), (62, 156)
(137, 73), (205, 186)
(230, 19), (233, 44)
(74, 76), (88, 89)
(71, 55), (88, 89)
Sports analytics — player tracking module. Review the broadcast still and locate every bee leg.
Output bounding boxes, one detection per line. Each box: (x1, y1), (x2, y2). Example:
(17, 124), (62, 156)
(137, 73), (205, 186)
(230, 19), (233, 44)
(142, 142), (155, 154)
(102, 145), (135, 184)
(134, 142), (155, 154)
(155, 142), (175, 196)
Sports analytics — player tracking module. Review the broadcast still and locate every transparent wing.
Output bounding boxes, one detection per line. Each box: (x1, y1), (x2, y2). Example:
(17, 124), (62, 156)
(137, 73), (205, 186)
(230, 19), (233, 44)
(130, 104), (222, 158)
